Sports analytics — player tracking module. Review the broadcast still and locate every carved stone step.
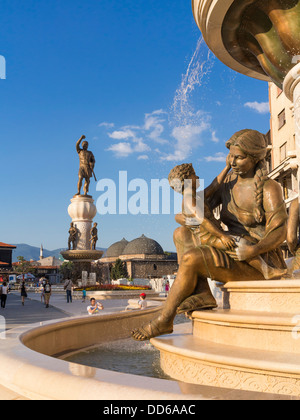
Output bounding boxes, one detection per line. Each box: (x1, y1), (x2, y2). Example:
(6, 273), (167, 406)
(151, 324), (300, 397)
(218, 280), (300, 314)
(192, 309), (300, 354)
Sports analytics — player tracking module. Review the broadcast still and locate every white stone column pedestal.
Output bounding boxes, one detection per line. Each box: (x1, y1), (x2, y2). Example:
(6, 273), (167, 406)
(60, 195), (103, 264)
(68, 195), (97, 251)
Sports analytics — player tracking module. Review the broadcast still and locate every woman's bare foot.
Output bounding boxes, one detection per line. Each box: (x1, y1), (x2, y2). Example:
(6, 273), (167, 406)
(131, 317), (173, 341)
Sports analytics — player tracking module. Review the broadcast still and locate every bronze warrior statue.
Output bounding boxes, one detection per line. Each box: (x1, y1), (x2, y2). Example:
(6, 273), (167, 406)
(90, 222), (98, 250)
(68, 222), (78, 250)
(76, 135), (96, 196)
(132, 129), (288, 341)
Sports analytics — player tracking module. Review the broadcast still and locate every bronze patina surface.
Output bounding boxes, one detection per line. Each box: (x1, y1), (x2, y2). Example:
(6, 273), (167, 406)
(76, 135), (96, 196)
(90, 223), (98, 250)
(222, 0), (300, 88)
(68, 222), (78, 251)
(132, 129), (288, 341)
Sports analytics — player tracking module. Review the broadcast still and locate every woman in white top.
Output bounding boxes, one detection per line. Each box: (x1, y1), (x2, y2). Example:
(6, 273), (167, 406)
(1, 282), (8, 309)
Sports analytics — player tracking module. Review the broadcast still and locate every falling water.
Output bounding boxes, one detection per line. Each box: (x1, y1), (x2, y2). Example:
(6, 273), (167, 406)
(162, 37), (216, 162)
(170, 36), (215, 128)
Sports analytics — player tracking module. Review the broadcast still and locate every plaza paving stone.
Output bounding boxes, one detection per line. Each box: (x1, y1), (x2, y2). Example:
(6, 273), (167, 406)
(3, 292), (132, 329)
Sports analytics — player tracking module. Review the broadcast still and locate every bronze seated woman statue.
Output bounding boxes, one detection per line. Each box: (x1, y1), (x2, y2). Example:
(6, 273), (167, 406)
(132, 129), (288, 341)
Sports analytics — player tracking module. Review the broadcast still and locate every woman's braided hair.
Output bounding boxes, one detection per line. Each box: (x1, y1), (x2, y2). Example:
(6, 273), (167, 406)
(226, 129), (269, 224)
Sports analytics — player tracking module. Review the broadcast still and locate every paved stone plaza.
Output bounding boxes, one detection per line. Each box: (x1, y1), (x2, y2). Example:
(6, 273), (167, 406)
(2, 292), (130, 330)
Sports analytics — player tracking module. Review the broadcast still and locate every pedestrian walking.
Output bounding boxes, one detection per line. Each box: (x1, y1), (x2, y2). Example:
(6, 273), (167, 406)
(40, 284), (45, 303)
(40, 277), (46, 303)
(20, 281), (27, 306)
(165, 280), (170, 298)
(82, 287), (87, 303)
(44, 279), (52, 308)
(1, 281), (8, 309)
(64, 278), (73, 303)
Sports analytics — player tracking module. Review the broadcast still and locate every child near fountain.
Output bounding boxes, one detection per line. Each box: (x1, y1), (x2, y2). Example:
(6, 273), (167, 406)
(138, 293), (147, 310)
(82, 288), (87, 303)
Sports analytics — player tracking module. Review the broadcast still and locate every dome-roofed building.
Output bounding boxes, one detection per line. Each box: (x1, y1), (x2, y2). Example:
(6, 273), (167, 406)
(100, 234), (178, 281)
(104, 238), (129, 262)
(121, 235), (165, 260)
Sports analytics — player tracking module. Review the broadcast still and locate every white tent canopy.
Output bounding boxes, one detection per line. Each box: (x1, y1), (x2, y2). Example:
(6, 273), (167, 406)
(16, 273), (36, 280)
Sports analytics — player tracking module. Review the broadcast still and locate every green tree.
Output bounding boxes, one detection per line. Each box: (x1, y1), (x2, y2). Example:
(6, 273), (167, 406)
(110, 259), (129, 280)
(14, 256), (35, 279)
(60, 261), (77, 280)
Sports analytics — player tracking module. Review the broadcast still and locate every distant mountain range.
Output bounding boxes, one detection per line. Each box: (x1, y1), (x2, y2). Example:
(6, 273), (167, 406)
(11, 244), (106, 263)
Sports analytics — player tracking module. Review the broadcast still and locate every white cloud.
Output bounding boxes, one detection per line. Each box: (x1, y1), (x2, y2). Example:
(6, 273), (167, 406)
(133, 138), (151, 153)
(244, 101), (270, 114)
(204, 152), (227, 162)
(104, 113), (220, 162)
(99, 122), (115, 128)
(106, 137), (150, 158)
(104, 109), (171, 159)
(122, 124), (142, 130)
(106, 142), (133, 158)
(108, 129), (135, 140)
(144, 109), (166, 130)
(103, 98), (219, 161)
(160, 122), (210, 162)
(172, 124), (206, 143)
(211, 131), (219, 143)
(144, 110), (169, 145)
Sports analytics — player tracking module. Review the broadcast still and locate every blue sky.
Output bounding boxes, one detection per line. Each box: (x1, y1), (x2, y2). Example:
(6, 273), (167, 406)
(0, 0), (271, 253)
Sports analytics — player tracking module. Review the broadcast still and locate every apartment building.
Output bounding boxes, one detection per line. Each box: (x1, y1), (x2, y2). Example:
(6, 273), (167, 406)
(268, 82), (298, 207)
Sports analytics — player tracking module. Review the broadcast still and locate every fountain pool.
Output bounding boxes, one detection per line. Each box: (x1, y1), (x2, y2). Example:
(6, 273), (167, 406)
(65, 339), (169, 380)
(64, 315), (191, 380)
